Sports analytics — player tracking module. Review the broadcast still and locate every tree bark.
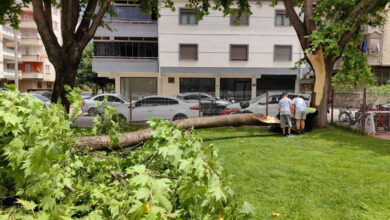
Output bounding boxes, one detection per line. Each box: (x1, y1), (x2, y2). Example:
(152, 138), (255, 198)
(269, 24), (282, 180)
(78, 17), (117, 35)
(306, 48), (334, 128)
(76, 114), (279, 151)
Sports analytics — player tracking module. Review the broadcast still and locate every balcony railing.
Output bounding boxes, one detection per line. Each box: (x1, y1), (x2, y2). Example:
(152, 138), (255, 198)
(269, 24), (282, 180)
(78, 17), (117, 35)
(103, 17), (157, 24)
(22, 54), (44, 62)
(93, 56), (158, 60)
(21, 32), (40, 39)
(2, 26), (14, 34)
(3, 69), (22, 78)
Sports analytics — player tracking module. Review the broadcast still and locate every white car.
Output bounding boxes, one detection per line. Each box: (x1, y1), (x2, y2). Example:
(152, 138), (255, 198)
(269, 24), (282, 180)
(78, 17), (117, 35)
(225, 92), (311, 116)
(115, 95), (199, 122)
(82, 93), (131, 116)
(29, 93), (51, 107)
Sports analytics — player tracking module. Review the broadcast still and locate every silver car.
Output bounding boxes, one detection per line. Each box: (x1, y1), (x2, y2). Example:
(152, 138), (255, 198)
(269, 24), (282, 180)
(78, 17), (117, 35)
(177, 92), (231, 116)
(225, 92), (311, 116)
(115, 95), (200, 122)
(82, 93), (131, 116)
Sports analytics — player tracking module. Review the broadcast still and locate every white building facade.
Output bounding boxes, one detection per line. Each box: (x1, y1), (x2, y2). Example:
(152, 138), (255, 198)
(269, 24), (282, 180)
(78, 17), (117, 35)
(93, 0), (306, 101)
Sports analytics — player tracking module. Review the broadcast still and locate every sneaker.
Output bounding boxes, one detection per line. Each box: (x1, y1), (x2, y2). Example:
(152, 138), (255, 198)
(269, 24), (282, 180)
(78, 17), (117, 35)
(283, 133), (287, 137)
(287, 133), (293, 137)
(300, 130), (305, 134)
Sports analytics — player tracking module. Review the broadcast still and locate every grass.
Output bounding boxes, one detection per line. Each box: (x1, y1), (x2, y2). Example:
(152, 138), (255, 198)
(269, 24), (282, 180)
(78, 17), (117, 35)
(196, 126), (390, 219)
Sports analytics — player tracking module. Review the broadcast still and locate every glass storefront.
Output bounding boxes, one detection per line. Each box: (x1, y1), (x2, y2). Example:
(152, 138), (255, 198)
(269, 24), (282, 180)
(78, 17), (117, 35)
(220, 78), (252, 102)
(120, 77), (157, 99)
(179, 78), (215, 95)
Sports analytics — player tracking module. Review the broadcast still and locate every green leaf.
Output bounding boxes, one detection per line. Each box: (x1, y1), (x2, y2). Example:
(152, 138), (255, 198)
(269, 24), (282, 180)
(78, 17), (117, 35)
(16, 199), (37, 211)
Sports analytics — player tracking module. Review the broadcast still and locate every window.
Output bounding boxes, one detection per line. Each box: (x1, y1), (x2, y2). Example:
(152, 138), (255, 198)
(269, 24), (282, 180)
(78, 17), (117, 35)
(25, 64), (31, 72)
(47, 82), (52, 88)
(230, 11), (249, 26)
(104, 6), (155, 22)
(53, 7), (58, 15)
(180, 8), (197, 25)
(45, 65), (50, 73)
(94, 96), (105, 101)
(268, 95), (282, 104)
(25, 47), (30, 55)
(180, 44), (198, 60)
(168, 77), (175, 83)
(275, 10), (290, 26)
(108, 96), (122, 103)
(37, 81), (42, 89)
(135, 98), (178, 107)
(230, 45), (248, 61)
(179, 78), (216, 94)
(53, 21), (58, 30)
(94, 41), (158, 58)
(120, 77), (157, 99)
(274, 45), (292, 61)
(23, 14), (29, 21)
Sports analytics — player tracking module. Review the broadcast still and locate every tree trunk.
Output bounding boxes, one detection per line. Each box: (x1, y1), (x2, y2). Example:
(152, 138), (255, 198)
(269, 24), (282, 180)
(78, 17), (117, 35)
(76, 114), (279, 151)
(307, 48), (333, 128)
(51, 51), (82, 112)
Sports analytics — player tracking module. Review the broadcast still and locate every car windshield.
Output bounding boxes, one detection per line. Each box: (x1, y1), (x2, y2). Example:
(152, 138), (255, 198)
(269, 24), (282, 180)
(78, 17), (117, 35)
(118, 95), (130, 102)
(249, 94), (267, 104)
(31, 94), (50, 102)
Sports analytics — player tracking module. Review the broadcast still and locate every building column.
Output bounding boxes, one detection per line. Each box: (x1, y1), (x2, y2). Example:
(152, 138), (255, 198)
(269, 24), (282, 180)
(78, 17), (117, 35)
(215, 74), (220, 98)
(115, 75), (120, 94)
(251, 76), (257, 99)
(295, 74), (300, 93)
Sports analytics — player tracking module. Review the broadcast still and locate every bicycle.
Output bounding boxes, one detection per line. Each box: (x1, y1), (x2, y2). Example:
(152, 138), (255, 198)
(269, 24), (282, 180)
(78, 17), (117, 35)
(338, 103), (370, 128)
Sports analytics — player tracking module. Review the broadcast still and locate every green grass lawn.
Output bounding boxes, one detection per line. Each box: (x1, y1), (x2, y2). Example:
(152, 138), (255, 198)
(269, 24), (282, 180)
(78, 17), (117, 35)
(197, 127), (390, 220)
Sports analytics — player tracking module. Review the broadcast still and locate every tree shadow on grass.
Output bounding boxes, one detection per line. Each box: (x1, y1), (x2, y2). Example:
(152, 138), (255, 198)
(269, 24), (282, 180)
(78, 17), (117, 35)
(310, 126), (390, 156)
(202, 133), (281, 142)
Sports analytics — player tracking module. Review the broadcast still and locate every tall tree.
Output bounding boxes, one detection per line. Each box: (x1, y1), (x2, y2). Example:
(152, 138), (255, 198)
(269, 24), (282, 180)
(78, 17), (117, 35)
(277, 0), (389, 127)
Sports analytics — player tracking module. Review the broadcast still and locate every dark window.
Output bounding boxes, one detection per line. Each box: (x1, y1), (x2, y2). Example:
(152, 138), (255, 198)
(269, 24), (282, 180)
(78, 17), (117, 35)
(47, 82), (52, 88)
(230, 45), (248, 61)
(274, 45), (292, 61)
(108, 96), (122, 102)
(94, 41), (158, 58)
(230, 11), (249, 26)
(180, 8), (197, 25)
(268, 95), (282, 104)
(275, 10), (290, 26)
(180, 78), (216, 94)
(105, 6), (155, 22)
(168, 77), (175, 83)
(136, 97), (178, 107)
(180, 44), (198, 60)
(94, 96), (105, 101)
(37, 81), (42, 89)
(220, 78), (251, 102)
(256, 75), (296, 94)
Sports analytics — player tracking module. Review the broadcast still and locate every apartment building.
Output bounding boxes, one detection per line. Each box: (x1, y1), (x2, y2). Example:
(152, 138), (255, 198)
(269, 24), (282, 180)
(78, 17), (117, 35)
(0, 5), (61, 91)
(0, 26), (21, 87)
(93, 0), (306, 101)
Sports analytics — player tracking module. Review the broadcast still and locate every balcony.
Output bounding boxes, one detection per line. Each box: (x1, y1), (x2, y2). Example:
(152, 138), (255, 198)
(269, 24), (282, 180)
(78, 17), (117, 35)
(3, 48), (22, 60)
(22, 54), (44, 62)
(20, 33), (43, 46)
(1, 26), (20, 41)
(92, 58), (159, 74)
(22, 72), (44, 79)
(3, 69), (22, 79)
(19, 20), (36, 29)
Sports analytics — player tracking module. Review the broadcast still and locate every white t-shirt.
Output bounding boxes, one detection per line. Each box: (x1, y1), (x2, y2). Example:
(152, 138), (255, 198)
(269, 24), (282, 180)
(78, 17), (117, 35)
(293, 97), (307, 112)
(278, 97), (292, 115)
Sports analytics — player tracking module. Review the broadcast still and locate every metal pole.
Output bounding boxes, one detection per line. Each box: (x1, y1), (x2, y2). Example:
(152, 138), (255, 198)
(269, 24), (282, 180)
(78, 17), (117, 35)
(13, 29), (19, 90)
(198, 92), (202, 117)
(362, 88), (367, 134)
(266, 90), (269, 116)
(129, 90), (132, 124)
(331, 90), (334, 123)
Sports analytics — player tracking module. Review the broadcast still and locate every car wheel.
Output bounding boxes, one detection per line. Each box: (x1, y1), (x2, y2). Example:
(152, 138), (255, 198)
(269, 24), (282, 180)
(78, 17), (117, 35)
(88, 107), (98, 116)
(242, 110), (253, 113)
(173, 114), (187, 121)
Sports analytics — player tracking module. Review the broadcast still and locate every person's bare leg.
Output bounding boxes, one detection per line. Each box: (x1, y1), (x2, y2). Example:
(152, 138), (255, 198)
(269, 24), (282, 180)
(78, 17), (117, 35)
(288, 127), (291, 135)
(301, 120), (305, 132)
(296, 119), (301, 131)
(282, 127), (286, 135)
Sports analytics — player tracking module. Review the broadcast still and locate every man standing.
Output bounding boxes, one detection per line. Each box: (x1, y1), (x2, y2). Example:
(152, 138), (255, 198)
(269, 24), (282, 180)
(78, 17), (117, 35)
(278, 92), (293, 136)
(292, 95), (308, 134)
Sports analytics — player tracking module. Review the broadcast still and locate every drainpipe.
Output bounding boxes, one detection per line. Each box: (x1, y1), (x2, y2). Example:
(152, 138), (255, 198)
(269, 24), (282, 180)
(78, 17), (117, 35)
(14, 29), (19, 90)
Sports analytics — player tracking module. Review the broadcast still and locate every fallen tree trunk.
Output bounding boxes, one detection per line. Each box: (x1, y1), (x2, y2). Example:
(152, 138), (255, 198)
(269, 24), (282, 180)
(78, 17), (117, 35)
(76, 113), (279, 151)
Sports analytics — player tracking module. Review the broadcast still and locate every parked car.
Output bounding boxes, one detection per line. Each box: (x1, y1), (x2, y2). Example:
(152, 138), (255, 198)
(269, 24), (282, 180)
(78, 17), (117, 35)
(223, 92), (311, 116)
(29, 93), (51, 106)
(29, 90), (52, 99)
(115, 95), (200, 122)
(177, 92), (231, 115)
(82, 93), (131, 116)
(81, 92), (94, 99)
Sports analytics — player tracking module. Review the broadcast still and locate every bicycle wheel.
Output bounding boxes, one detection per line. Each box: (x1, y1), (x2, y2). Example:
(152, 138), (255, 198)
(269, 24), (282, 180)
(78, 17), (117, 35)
(338, 112), (352, 127)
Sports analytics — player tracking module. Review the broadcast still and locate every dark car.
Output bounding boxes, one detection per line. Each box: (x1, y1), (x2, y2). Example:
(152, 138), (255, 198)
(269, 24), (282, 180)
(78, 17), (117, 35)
(177, 92), (232, 116)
